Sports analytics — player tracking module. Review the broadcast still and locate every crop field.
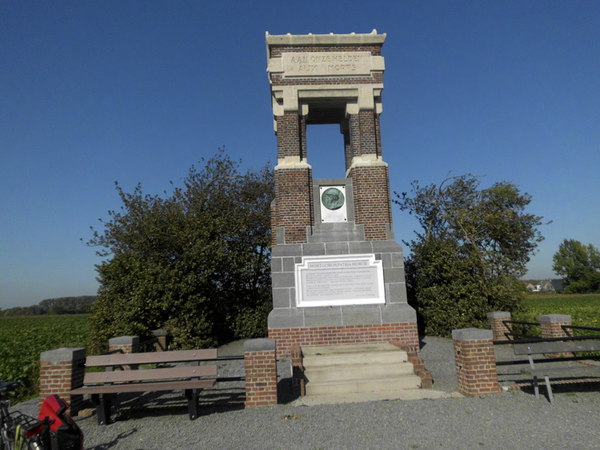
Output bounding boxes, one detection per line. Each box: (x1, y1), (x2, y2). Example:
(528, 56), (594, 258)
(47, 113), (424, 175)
(515, 293), (600, 337)
(0, 315), (90, 402)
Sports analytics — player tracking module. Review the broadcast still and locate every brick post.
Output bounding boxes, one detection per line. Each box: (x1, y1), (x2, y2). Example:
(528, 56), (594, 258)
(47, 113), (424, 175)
(151, 329), (168, 351)
(108, 335), (139, 370)
(39, 348), (86, 414)
(452, 328), (500, 397)
(108, 335), (139, 354)
(487, 311), (513, 341)
(539, 314), (573, 357)
(244, 338), (278, 406)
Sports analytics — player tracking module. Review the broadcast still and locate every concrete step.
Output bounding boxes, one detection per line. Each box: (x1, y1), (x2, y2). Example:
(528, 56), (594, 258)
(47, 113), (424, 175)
(305, 375), (422, 396)
(302, 343), (409, 368)
(305, 362), (415, 383)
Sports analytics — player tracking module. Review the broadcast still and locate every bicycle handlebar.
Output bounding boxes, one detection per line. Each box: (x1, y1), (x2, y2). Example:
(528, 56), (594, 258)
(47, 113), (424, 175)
(0, 381), (21, 395)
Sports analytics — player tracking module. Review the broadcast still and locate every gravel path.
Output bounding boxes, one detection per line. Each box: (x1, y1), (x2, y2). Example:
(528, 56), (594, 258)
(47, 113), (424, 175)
(11, 337), (600, 450)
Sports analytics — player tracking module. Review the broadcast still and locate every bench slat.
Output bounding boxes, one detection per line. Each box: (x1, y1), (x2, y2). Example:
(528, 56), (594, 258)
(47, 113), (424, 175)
(521, 366), (600, 377)
(83, 365), (217, 384)
(513, 340), (600, 355)
(72, 379), (216, 395)
(86, 349), (218, 367)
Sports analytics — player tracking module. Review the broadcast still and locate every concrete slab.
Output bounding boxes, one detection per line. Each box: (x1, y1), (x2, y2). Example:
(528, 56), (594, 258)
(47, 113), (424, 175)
(291, 389), (462, 406)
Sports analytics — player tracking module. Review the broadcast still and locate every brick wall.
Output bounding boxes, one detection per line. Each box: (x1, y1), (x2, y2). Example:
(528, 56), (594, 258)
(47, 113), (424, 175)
(274, 167), (313, 244)
(452, 329), (500, 397)
(349, 165), (391, 241)
(269, 322), (419, 358)
(244, 339), (278, 406)
(276, 113), (303, 159)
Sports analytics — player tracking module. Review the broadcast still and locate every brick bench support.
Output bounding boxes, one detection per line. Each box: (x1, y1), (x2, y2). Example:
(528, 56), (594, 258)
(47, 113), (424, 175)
(244, 338), (278, 406)
(452, 328), (500, 397)
(39, 347), (86, 414)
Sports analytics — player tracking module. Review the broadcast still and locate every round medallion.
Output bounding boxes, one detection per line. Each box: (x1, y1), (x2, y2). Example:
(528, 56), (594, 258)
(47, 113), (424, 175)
(321, 188), (345, 211)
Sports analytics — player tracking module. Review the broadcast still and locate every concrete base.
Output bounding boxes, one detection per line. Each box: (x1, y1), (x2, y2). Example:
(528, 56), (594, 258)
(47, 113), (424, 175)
(291, 389), (461, 406)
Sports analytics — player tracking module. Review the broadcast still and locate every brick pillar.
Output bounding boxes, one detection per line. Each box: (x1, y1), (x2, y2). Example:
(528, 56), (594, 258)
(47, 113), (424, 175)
(39, 348), (86, 414)
(452, 328), (500, 397)
(487, 311), (513, 341)
(109, 335), (139, 370)
(539, 314), (573, 357)
(244, 338), (278, 406)
(108, 335), (139, 354)
(151, 329), (167, 351)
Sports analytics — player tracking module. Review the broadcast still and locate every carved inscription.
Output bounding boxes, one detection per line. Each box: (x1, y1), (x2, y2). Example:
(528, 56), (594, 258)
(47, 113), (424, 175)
(282, 52), (371, 77)
(295, 255), (385, 307)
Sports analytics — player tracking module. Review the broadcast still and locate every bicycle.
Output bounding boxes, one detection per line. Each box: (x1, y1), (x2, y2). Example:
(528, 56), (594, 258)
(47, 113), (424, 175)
(1, 380), (42, 450)
(1, 381), (83, 450)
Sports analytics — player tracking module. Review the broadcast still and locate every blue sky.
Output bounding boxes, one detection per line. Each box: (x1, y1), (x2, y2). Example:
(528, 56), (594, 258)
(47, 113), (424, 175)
(1, 1), (599, 309)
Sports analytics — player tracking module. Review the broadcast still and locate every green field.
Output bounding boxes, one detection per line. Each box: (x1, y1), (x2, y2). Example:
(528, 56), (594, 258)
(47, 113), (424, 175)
(0, 315), (90, 402)
(514, 293), (600, 337)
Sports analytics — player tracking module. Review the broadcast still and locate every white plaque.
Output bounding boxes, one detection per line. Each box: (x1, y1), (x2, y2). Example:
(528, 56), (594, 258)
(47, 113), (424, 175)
(282, 52), (372, 77)
(295, 254), (385, 307)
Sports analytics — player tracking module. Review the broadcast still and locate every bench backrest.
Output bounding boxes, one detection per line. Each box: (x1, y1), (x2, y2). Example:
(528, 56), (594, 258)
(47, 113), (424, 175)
(83, 348), (218, 385)
(86, 348), (217, 367)
(513, 340), (600, 356)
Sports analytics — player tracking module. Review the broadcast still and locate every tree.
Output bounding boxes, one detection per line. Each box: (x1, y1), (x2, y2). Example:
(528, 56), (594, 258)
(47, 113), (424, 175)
(395, 174), (544, 336)
(86, 149), (274, 352)
(552, 239), (600, 293)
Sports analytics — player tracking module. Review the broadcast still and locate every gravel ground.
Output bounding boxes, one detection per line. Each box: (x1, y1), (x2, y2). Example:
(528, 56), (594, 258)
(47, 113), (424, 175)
(11, 336), (600, 450)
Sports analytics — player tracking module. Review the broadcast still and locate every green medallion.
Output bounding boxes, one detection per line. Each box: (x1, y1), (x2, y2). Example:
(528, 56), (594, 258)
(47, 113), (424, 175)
(321, 188), (345, 211)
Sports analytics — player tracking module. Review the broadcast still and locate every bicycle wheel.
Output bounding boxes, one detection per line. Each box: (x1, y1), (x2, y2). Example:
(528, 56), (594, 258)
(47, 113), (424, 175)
(1, 425), (14, 450)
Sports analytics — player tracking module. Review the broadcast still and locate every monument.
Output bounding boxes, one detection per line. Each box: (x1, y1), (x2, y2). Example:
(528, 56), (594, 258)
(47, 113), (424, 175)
(265, 30), (418, 356)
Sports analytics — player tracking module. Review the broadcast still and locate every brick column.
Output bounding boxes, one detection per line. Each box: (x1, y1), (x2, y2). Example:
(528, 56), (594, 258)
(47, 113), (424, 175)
(39, 348), (86, 414)
(151, 329), (167, 351)
(244, 338), (278, 406)
(452, 328), (500, 397)
(108, 335), (139, 354)
(109, 335), (139, 370)
(539, 314), (573, 357)
(487, 311), (513, 341)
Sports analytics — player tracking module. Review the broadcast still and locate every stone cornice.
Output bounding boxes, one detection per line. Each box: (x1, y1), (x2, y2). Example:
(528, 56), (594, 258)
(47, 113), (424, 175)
(266, 30), (386, 50)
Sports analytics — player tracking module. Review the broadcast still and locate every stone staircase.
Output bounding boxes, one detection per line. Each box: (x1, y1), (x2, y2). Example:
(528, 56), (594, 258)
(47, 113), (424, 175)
(302, 342), (422, 397)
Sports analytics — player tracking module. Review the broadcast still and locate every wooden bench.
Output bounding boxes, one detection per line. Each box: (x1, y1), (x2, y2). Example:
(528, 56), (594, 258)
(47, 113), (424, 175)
(513, 339), (600, 404)
(71, 349), (217, 425)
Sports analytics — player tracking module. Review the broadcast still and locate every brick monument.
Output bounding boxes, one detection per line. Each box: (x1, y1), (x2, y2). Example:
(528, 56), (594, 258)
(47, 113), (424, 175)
(266, 31), (418, 356)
